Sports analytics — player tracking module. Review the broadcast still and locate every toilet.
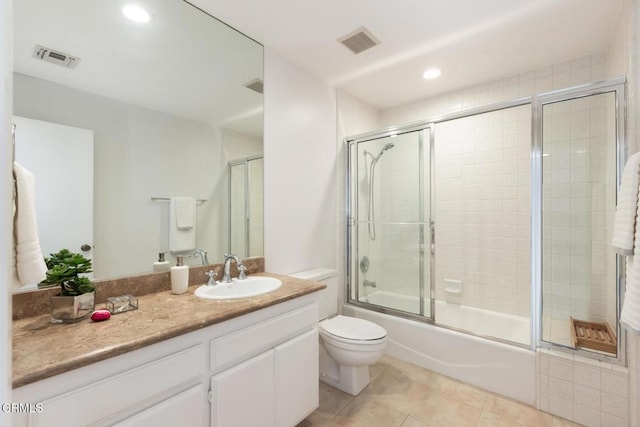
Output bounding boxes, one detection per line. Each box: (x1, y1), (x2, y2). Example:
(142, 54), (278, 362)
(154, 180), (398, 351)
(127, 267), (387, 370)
(290, 268), (387, 396)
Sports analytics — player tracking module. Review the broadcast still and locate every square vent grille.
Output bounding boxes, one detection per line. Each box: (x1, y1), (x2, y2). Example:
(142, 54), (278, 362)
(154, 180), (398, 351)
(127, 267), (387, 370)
(338, 27), (380, 54)
(32, 45), (80, 69)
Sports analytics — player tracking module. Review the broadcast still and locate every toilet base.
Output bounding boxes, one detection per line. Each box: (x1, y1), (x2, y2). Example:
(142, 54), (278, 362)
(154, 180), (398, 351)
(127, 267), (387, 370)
(319, 341), (371, 396)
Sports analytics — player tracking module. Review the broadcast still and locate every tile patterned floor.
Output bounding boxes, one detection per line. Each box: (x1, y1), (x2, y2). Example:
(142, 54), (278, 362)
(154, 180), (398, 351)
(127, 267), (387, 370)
(297, 355), (583, 427)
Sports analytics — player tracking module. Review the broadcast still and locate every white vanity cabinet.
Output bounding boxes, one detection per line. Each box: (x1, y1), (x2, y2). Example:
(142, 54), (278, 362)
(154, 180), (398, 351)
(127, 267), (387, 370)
(112, 384), (207, 427)
(274, 329), (319, 426)
(13, 297), (319, 427)
(209, 304), (319, 427)
(211, 350), (275, 427)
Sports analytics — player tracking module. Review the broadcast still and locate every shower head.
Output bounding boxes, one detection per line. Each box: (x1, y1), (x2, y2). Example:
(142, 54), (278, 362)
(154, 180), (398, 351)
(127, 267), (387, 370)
(375, 142), (395, 161)
(364, 141), (395, 163)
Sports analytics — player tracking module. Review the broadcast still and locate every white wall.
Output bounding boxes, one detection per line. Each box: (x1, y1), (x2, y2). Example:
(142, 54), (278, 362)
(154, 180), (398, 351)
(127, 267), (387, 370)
(263, 49), (337, 274)
(0, 0), (12, 421)
(13, 73), (225, 277)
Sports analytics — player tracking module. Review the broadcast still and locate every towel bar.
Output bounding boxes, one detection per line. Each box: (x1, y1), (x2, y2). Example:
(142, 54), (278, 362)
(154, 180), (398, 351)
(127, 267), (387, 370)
(150, 197), (207, 204)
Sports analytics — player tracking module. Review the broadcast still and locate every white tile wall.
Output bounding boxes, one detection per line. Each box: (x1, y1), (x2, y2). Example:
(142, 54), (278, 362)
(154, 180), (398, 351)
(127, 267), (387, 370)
(434, 106), (531, 317)
(538, 349), (630, 426)
(542, 93), (618, 334)
(378, 54), (609, 321)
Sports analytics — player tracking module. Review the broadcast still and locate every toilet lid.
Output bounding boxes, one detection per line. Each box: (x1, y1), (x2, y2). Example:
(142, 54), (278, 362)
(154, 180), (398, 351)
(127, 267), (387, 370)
(321, 315), (386, 341)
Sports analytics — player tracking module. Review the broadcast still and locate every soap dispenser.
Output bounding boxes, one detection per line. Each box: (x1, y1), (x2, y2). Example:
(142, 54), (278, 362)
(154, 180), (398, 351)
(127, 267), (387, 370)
(153, 252), (170, 272)
(171, 256), (189, 294)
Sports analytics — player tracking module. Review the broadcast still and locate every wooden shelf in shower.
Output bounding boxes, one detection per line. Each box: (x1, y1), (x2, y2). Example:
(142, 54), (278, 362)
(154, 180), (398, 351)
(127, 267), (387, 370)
(570, 317), (616, 354)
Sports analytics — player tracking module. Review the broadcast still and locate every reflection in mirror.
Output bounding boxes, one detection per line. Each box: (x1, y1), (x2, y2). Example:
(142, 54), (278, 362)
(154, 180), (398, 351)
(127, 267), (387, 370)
(229, 156), (264, 258)
(541, 91), (618, 356)
(12, 0), (263, 288)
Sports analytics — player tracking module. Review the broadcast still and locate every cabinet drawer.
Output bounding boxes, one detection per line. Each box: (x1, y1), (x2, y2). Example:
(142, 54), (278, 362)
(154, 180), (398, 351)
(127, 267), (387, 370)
(211, 303), (317, 371)
(35, 345), (204, 427)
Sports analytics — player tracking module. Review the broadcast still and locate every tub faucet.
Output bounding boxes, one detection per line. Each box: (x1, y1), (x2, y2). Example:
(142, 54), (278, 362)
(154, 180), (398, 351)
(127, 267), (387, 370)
(221, 254), (246, 283)
(193, 249), (209, 266)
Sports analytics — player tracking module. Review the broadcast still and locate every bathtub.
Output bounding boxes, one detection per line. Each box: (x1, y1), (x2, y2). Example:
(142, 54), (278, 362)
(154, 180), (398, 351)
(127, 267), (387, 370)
(344, 292), (536, 405)
(364, 291), (530, 345)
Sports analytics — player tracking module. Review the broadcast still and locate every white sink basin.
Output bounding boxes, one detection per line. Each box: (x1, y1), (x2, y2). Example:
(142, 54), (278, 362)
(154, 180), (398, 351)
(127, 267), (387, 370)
(194, 276), (282, 300)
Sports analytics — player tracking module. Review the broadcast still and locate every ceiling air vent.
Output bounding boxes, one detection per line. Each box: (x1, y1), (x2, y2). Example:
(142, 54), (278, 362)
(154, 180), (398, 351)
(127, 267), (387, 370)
(244, 78), (264, 94)
(338, 27), (380, 54)
(32, 45), (80, 69)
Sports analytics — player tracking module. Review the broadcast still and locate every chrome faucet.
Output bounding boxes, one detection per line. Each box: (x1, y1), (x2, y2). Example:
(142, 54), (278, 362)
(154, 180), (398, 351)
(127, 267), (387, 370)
(193, 249), (209, 266)
(221, 254), (246, 283)
(205, 270), (217, 286)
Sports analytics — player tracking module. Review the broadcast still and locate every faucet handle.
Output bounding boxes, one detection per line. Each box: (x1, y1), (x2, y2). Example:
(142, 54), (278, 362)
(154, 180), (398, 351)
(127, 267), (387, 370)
(205, 270), (217, 286)
(237, 264), (247, 280)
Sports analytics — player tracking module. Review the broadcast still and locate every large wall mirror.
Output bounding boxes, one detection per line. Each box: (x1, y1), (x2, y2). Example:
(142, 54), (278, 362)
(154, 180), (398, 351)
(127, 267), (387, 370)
(13, 0), (264, 287)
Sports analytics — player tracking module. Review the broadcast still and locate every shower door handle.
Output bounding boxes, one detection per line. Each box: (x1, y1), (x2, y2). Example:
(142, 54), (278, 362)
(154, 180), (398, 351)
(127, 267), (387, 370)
(430, 220), (435, 254)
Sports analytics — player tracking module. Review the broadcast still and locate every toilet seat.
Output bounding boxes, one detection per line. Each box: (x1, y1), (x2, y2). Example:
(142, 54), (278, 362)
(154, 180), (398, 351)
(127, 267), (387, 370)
(320, 315), (387, 344)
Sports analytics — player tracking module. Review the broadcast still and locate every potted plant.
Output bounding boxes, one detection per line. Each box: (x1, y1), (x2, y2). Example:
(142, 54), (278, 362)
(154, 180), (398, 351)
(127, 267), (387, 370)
(40, 249), (95, 323)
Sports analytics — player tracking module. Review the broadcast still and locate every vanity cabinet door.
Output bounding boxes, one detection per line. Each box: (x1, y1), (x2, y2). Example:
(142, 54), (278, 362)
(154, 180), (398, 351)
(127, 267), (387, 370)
(274, 329), (319, 427)
(112, 384), (206, 427)
(211, 350), (275, 427)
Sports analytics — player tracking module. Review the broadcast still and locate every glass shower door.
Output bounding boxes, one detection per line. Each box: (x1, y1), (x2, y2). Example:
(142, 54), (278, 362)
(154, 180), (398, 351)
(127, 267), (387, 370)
(229, 156), (264, 258)
(540, 89), (622, 356)
(348, 127), (433, 319)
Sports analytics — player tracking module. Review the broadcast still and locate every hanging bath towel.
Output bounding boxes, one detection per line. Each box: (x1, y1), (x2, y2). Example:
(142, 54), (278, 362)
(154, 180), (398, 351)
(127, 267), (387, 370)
(617, 152), (640, 335)
(13, 162), (47, 285)
(621, 208), (640, 335)
(613, 151), (640, 255)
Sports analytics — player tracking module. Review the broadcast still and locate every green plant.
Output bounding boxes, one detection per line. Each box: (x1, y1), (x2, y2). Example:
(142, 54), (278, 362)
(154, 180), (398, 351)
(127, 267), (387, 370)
(40, 249), (95, 296)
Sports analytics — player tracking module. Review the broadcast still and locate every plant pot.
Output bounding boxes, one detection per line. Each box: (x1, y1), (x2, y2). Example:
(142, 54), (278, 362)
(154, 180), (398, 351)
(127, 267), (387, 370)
(50, 291), (95, 323)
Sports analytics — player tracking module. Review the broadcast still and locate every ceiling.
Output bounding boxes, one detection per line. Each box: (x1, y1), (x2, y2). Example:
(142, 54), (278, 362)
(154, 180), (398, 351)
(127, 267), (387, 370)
(191, 0), (624, 110)
(14, 0), (264, 136)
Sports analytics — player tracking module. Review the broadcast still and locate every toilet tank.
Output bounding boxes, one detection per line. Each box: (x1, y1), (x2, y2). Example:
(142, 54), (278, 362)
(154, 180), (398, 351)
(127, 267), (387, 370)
(290, 268), (338, 320)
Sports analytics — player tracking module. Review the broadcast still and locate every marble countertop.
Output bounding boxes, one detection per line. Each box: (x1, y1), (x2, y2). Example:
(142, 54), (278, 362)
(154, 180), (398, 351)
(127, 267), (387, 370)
(12, 273), (325, 389)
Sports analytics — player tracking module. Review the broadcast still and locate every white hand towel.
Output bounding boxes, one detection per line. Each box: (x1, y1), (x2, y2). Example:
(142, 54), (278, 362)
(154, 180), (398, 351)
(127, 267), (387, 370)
(174, 196), (195, 230)
(13, 162), (47, 285)
(612, 151), (640, 255)
(169, 196), (196, 252)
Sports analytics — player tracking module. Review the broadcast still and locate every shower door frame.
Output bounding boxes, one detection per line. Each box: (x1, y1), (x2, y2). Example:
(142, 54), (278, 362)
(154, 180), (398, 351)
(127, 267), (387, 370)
(346, 123), (435, 323)
(228, 155), (264, 258)
(532, 77), (627, 363)
(346, 98), (535, 342)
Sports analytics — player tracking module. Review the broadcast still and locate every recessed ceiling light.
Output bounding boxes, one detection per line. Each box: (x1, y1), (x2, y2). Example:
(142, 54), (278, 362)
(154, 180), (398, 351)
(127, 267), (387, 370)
(122, 5), (152, 23)
(422, 68), (442, 80)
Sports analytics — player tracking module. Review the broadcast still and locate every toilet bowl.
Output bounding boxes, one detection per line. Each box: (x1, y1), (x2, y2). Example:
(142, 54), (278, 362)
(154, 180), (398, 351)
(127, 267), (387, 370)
(290, 268), (387, 396)
(319, 314), (387, 395)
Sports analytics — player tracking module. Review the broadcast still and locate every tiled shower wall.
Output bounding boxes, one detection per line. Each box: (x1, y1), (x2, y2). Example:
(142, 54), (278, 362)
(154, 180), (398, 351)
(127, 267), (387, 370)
(376, 43), (631, 427)
(378, 54), (607, 318)
(434, 106), (531, 317)
(541, 93), (618, 346)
